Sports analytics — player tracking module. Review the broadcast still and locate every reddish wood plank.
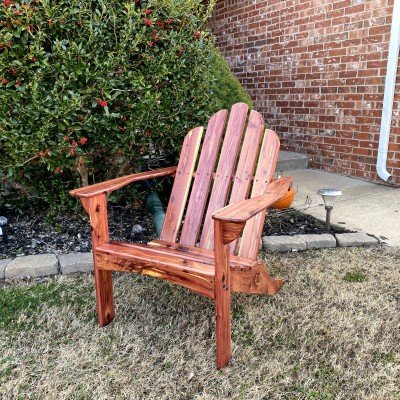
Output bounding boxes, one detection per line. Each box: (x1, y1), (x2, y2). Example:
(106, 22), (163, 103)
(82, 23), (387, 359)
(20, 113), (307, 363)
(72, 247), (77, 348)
(239, 130), (280, 259)
(96, 252), (214, 299)
(214, 220), (232, 369)
(212, 178), (292, 223)
(87, 194), (115, 327)
(96, 242), (215, 278)
(70, 166), (177, 198)
(231, 261), (284, 295)
(160, 127), (203, 242)
(199, 103), (249, 249)
(228, 110), (264, 253)
(148, 239), (253, 268)
(180, 109), (228, 246)
(95, 241), (215, 298)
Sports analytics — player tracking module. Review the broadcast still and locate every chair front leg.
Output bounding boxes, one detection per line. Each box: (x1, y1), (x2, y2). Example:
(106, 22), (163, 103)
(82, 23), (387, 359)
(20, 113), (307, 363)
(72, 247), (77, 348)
(214, 219), (232, 369)
(84, 195), (115, 326)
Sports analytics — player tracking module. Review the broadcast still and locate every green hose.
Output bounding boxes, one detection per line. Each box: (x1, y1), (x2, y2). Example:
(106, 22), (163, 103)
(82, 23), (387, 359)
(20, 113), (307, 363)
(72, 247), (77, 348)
(146, 191), (165, 238)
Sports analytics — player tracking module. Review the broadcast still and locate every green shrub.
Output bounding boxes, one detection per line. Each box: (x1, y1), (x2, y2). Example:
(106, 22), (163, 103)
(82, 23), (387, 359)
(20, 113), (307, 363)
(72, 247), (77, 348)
(0, 0), (218, 209)
(210, 47), (253, 110)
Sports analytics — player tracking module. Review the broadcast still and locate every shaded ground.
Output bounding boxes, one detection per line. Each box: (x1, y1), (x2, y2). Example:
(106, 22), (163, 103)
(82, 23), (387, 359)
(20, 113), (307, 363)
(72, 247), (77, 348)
(0, 206), (349, 259)
(263, 209), (350, 236)
(1, 246), (399, 399)
(0, 205), (156, 259)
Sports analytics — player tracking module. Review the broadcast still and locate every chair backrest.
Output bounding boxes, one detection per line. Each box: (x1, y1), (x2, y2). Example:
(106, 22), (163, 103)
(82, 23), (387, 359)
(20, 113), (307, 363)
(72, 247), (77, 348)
(160, 103), (280, 260)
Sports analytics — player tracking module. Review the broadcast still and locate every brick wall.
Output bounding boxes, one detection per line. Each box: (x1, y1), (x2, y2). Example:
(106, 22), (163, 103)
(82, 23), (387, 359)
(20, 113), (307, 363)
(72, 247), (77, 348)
(210, 0), (400, 185)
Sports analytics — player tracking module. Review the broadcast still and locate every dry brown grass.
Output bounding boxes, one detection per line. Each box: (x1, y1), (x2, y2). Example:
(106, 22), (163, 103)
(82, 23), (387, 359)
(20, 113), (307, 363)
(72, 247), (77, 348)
(0, 245), (399, 399)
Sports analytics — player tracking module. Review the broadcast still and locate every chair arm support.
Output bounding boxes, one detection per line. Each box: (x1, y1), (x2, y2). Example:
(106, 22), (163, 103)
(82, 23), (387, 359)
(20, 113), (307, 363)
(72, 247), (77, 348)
(212, 177), (292, 244)
(69, 166), (177, 199)
(212, 177), (292, 224)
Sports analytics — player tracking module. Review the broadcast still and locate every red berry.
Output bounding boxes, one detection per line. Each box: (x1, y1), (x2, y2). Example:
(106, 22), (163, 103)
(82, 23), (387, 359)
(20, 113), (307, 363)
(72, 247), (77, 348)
(39, 149), (49, 158)
(97, 99), (107, 107)
(143, 18), (152, 27)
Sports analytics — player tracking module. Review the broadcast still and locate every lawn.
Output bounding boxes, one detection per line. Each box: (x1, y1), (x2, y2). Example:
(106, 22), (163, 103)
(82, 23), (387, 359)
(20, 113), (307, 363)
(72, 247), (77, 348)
(0, 246), (399, 399)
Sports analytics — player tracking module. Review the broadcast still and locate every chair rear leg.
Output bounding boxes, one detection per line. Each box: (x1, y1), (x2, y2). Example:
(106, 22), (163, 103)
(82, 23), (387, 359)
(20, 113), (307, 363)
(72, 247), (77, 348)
(214, 220), (232, 369)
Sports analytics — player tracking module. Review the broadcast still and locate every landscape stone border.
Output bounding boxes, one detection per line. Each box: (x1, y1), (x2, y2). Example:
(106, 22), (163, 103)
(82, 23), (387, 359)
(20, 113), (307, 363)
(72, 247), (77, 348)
(0, 233), (380, 279)
(263, 232), (379, 253)
(1, 252), (93, 280)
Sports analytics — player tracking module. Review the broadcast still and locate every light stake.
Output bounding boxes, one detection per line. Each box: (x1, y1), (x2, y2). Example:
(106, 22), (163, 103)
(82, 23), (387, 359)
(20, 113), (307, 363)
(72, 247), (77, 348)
(0, 216), (7, 243)
(317, 188), (342, 232)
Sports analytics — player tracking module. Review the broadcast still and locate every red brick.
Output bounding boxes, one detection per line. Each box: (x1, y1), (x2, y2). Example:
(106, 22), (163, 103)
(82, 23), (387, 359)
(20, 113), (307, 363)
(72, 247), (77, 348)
(210, 0), (399, 186)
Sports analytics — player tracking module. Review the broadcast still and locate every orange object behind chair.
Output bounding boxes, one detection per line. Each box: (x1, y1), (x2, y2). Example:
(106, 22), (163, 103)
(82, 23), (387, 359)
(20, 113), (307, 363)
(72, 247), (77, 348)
(272, 186), (295, 209)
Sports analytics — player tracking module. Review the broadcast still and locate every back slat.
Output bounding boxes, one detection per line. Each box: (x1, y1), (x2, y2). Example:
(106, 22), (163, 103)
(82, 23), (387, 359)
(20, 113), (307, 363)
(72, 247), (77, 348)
(199, 103), (249, 250)
(180, 110), (228, 246)
(239, 129), (280, 259)
(160, 127), (203, 242)
(228, 110), (264, 254)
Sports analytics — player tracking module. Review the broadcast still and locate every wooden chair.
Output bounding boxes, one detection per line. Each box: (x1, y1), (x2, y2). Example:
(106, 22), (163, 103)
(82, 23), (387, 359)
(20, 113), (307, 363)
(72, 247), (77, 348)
(70, 103), (292, 369)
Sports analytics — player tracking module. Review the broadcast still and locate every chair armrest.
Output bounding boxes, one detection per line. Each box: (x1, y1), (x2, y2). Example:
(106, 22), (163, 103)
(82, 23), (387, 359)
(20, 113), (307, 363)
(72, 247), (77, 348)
(69, 166), (177, 199)
(212, 177), (292, 224)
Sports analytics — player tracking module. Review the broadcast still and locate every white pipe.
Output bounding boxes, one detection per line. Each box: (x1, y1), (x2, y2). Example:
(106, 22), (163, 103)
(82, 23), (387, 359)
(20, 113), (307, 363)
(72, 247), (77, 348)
(376, 0), (400, 182)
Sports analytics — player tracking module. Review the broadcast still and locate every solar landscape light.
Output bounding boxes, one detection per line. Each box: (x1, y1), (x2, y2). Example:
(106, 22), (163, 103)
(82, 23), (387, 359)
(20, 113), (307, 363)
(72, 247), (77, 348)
(0, 216), (8, 243)
(317, 188), (342, 232)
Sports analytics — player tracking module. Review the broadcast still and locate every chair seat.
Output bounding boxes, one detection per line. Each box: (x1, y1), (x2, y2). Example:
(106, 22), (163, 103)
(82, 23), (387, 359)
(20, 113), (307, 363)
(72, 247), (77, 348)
(94, 240), (255, 299)
(148, 239), (254, 269)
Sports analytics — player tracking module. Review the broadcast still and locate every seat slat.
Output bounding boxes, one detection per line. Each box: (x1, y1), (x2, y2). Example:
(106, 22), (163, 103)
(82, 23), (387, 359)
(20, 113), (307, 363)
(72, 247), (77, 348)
(148, 239), (254, 268)
(160, 127), (203, 243)
(239, 129), (280, 259)
(96, 244), (214, 298)
(228, 110), (264, 254)
(199, 103), (249, 250)
(180, 110), (228, 246)
(96, 241), (215, 277)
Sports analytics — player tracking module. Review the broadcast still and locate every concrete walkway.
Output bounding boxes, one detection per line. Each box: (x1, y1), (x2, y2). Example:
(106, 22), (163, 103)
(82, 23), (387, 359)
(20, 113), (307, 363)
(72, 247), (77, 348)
(287, 169), (400, 246)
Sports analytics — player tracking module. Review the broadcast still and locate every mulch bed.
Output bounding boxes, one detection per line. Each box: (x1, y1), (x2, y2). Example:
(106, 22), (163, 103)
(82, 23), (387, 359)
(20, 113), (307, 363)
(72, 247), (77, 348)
(0, 205), (156, 259)
(0, 205), (350, 259)
(264, 208), (350, 236)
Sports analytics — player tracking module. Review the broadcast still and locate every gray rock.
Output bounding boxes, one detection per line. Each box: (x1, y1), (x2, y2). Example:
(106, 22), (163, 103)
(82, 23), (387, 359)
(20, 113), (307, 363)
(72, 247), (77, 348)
(262, 235), (307, 252)
(335, 232), (379, 247)
(297, 234), (337, 249)
(0, 258), (12, 279)
(58, 252), (93, 275)
(5, 254), (59, 279)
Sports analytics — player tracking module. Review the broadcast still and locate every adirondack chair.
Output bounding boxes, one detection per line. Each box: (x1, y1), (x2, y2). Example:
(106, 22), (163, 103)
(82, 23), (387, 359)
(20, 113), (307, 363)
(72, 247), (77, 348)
(70, 103), (292, 369)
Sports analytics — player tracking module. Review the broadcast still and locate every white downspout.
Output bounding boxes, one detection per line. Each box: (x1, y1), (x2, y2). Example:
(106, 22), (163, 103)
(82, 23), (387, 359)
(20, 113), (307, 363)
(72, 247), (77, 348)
(377, 0), (400, 182)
